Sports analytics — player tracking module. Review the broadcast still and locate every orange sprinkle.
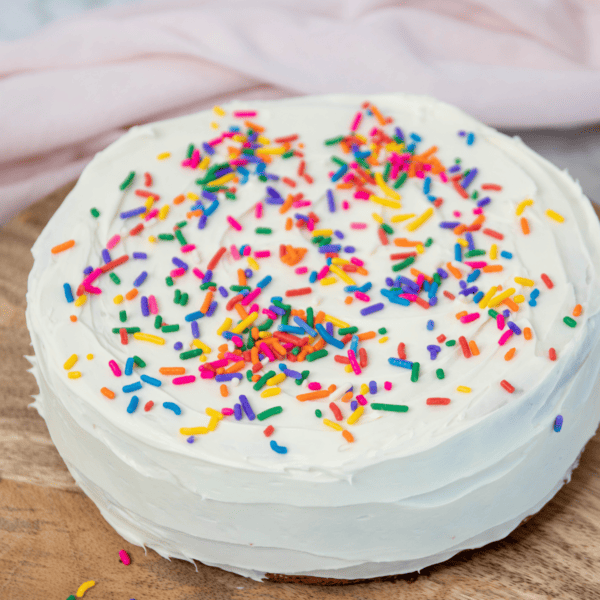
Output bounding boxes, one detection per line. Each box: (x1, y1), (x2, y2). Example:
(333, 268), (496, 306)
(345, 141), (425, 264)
(218, 344), (228, 352)
(251, 327), (259, 340)
(279, 194), (295, 214)
(456, 311), (468, 320)
(296, 349), (308, 362)
(482, 265), (503, 273)
(250, 347), (260, 364)
(410, 268), (433, 283)
(173, 194), (185, 205)
(453, 224), (467, 235)
(285, 217), (293, 231)
(225, 361), (245, 374)
(200, 290), (213, 314)
(125, 289), (138, 301)
(234, 303), (248, 319)
(573, 304), (583, 317)
(296, 390), (331, 401)
(244, 120), (264, 132)
(51, 239), (75, 254)
(314, 311), (326, 325)
(502, 297), (519, 312)
(446, 262), (463, 279)
(70, 315), (77, 322)
(394, 238), (421, 247)
(341, 391), (354, 403)
(251, 374), (260, 382)
(220, 384), (229, 398)
(414, 146), (438, 161)
(504, 348), (516, 361)
(345, 296), (353, 304)
(159, 367), (186, 375)
(355, 266), (369, 276)
(468, 340), (480, 356)
(524, 327), (533, 340)
(357, 331), (376, 341)
(237, 269), (247, 286)
(368, 103), (387, 126)
(342, 430), (354, 443)
(313, 338), (326, 351)
(521, 217), (530, 235)
(101, 387), (115, 399)
(328, 384), (337, 394)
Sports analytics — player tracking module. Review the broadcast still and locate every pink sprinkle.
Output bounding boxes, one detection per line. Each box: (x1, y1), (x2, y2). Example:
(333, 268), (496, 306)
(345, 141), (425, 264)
(249, 303), (259, 314)
(416, 170), (425, 178)
(222, 407), (234, 416)
(355, 291), (370, 302)
(181, 244), (196, 253)
(440, 172), (448, 183)
(342, 201), (350, 210)
(199, 369), (216, 379)
(295, 266), (308, 275)
(342, 173), (354, 183)
(498, 330), (514, 346)
(173, 375), (196, 385)
(260, 342), (276, 362)
(181, 158), (192, 167)
(369, 127), (378, 136)
(170, 268), (186, 278)
(243, 246), (251, 257)
(384, 381), (392, 391)
(350, 257), (364, 267)
(144, 208), (159, 221)
(497, 314), (505, 330)
(255, 203), (263, 219)
(464, 261), (487, 268)
(108, 360), (122, 377)
(355, 190), (370, 199)
(227, 216), (242, 231)
(351, 222), (367, 229)
(453, 211), (461, 218)
(119, 550), (131, 566)
(416, 273), (425, 288)
(262, 308), (277, 319)
(308, 382), (322, 390)
(82, 267), (102, 287)
(401, 293), (418, 302)
(350, 111), (362, 131)
(356, 394), (368, 406)
(473, 207), (483, 215)
(107, 235), (121, 250)
(317, 265), (330, 280)
(84, 284), (102, 295)
(206, 359), (228, 368)
(208, 135), (224, 146)
(347, 349), (361, 375)
(294, 200), (311, 208)
(241, 288), (261, 306)
(307, 219), (315, 232)
(230, 245), (241, 260)
(148, 295), (158, 315)
(230, 159), (249, 166)
(223, 353), (242, 363)
(232, 336), (244, 348)
(254, 250), (271, 258)
(233, 110), (257, 117)
(460, 313), (480, 324)
(192, 267), (204, 279)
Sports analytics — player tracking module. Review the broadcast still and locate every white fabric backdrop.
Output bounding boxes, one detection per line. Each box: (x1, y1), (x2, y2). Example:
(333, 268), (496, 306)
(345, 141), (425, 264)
(2, 0), (600, 226)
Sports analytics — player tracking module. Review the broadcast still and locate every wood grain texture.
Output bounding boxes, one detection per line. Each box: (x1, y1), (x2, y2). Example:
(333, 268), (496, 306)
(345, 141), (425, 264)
(2, 186), (600, 599)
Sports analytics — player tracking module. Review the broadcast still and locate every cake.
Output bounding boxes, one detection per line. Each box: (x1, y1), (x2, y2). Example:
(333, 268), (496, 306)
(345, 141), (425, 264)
(25, 93), (600, 583)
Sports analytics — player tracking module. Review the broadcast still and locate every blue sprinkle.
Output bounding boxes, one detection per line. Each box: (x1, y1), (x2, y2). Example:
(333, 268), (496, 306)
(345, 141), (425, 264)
(369, 380), (377, 395)
(270, 440), (288, 454)
(163, 402), (182, 415)
(125, 357), (134, 376)
(123, 381), (142, 393)
(256, 275), (272, 289)
(215, 373), (243, 382)
(467, 269), (481, 283)
(358, 282), (372, 293)
(423, 177), (431, 195)
(427, 320), (434, 331)
(554, 415), (563, 432)
(120, 207), (146, 219)
(350, 335), (359, 354)
(507, 322), (522, 335)
(455, 243), (462, 262)
(500, 250), (513, 259)
(315, 323), (344, 349)
(467, 132), (475, 145)
(126, 395), (139, 413)
(309, 271), (318, 284)
(410, 133), (422, 142)
(133, 271), (148, 287)
(327, 189), (336, 212)
(388, 357), (413, 369)
(473, 291), (484, 303)
(218, 286), (229, 298)
(204, 200), (219, 217)
(174, 341), (183, 351)
(319, 244), (342, 253)
(360, 303), (384, 316)
(234, 403), (243, 420)
(239, 394), (255, 421)
(191, 321), (200, 338)
(63, 283), (74, 303)
(141, 295), (149, 317)
(293, 316), (317, 337)
(530, 289), (540, 299)
(185, 311), (204, 322)
(172, 257), (188, 270)
(133, 252), (147, 259)
(344, 246), (355, 253)
(101, 248), (111, 264)
(331, 164), (348, 182)
(141, 374), (161, 387)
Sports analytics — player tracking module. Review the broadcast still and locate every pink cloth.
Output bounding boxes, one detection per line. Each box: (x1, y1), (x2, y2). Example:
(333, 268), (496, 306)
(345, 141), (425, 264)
(2, 0), (600, 226)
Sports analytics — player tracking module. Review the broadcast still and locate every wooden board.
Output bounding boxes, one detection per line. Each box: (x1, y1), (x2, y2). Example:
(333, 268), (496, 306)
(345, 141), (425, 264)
(2, 185), (600, 600)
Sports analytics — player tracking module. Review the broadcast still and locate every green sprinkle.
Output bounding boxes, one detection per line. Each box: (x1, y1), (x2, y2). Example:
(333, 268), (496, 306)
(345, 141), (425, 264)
(111, 327), (140, 334)
(255, 227), (272, 234)
(133, 355), (146, 368)
(179, 349), (203, 360)
(272, 300), (291, 311)
(186, 143), (195, 159)
(315, 409), (323, 418)
(109, 272), (121, 285)
(281, 313), (289, 325)
(200, 282), (216, 290)
(392, 256), (415, 272)
(306, 307), (314, 328)
(378, 327), (387, 335)
(338, 326), (359, 335)
(246, 370), (253, 382)
(383, 162), (391, 182)
(471, 191), (479, 199)
(446, 339), (456, 347)
(433, 273), (441, 285)
(291, 346), (301, 356)
(230, 285), (251, 292)
(256, 406), (283, 421)
(176, 220), (188, 229)
(119, 171), (135, 190)
(246, 335), (255, 349)
(162, 324), (180, 333)
(424, 237), (433, 247)
(436, 368), (445, 380)
(175, 229), (187, 246)
(90, 208), (100, 218)
(174, 289), (181, 304)
(257, 318), (274, 331)
(179, 293), (189, 306)
(307, 349), (328, 362)
(381, 223), (393, 235)
(119, 310), (127, 323)
(67, 596), (77, 600)
(394, 172), (408, 189)
(411, 362), (420, 383)
(488, 309), (498, 318)
(563, 316), (577, 328)
(282, 150), (294, 159)
(165, 276), (174, 287)
(331, 156), (347, 167)
(371, 403), (409, 412)
(158, 233), (175, 241)
(225, 192), (236, 200)
(464, 249), (486, 258)
(154, 315), (163, 329)
(254, 370), (276, 391)
(258, 174), (268, 182)
(302, 370), (310, 380)
(325, 135), (345, 146)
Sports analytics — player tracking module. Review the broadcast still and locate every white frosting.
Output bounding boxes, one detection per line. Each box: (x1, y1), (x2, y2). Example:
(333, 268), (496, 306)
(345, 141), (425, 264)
(26, 93), (600, 580)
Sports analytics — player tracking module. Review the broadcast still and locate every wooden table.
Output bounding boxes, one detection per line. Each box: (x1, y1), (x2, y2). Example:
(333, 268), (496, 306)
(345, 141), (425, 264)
(2, 184), (600, 600)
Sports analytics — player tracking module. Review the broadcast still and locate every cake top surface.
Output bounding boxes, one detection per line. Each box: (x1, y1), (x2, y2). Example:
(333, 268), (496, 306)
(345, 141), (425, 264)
(27, 93), (600, 485)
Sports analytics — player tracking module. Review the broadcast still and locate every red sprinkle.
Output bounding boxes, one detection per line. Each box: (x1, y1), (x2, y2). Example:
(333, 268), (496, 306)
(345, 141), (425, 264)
(443, 290), (456, 300)
(329, 402), (343, 421)
(427, 397), (451, 406)
(119, 328), (128, 345)
(481, 184), (502, 190)
(378, 228), (389, 245)
(207, 246), (227, 270)
(500, 379), (515, 393)
(285, 287), (312, 297)
(436, 334), (446, 343)
(453, 180), (469, 198)
(482, 228), (504, 240)
(274, 134), (299, 143)
(541, 273), (554, 289)
(390, 252), (417, 260)
(334, 355), (350, 364)
(144, 401), (154, 412)
(263, 425), (275, 437)
(129, 223), (144, 236)
(397, 342), (406, 360)
(100, 255), (129, 273)
(143, 172), (152, 187)
(226, 294), (244, 310)
(358, 347), (368, 368)
(549, 348), (557, 361)
(282, 177), (296, 187)
(458, 336), (471, 358)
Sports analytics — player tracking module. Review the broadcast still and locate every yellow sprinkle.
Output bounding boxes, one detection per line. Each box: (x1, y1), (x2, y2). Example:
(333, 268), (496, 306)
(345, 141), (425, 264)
(379, 336), (389, 343)
(198, 156), (210, 170)
(478, 286), (498, 309)
(457, 386), (472, 393)
(231, 311), (259, 334)
(375, 172), (401, 200)
(76, 581), (95, 598)
(144, 196), (154, 210)
(63, 354), (78, 370)
(148, 235), (157, 243)
(371, 213), (384, 224)
(247, 256), (259, 271)
(370, 195), (402, 209)
(256, 135), (271, 145)
(232, 134), (245, 142)
(390, 213), (415, 223)
(360, 383), (369, 395)
(156, 152), (171, 160)
(324, 418), (343, 431)
(256, 146), (286, 155)
(261, 387), (281, 398)
(74, 294), (87, 307)
(490, 243), (498, 260)
(213, 105), (226, 116)
(312, 228), (333, 237)
(206, 407), (224, 421)
(267, 373), (286, 386)
(324, 314), (350, 328)
(415, 244), (425, 254)
(344, 364), (353, 373)
(320, 276), (337, 286)
(514, 294), (525, 303)
(385, 142), (405, 153)
(331, 257), (350, 266)
(86, 354), (93, 360)
(546, 209), (565, 223)
(199, 355), (207, 363)
(211, 172), (235, 187)
(456, 238), (469, 247)
(514, 277), (534, 286)
(207, 416), (220, 431)
(217, 317), (233, 335)
(180, 426), (209, 435)
(186, 192), (199, 200)
(258, 331), (270, 338)
(516, 198), (534, 216)
(487, 287), (516, 308)
(210, 121), (219, 129)
(132, 332), (166, 345)
(158, 205), (170, 220)
(347, 405), (364, 425)
(406, 208), (434, 232)
(113, 294), (123, 305)
(192, 339), (212, 354)
(329, 265), (355, 285)
(67, 371), (81, 379)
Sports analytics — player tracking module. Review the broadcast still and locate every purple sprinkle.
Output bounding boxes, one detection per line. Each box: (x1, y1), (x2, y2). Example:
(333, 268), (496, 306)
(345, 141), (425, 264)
(218, 286), (229, 298)
(465, 232), (475, 251)
(239, 395), (255, 421)
(191, 321), (200, 338)
(503, 309), (511, 318)
(266, 186), (282, 199)
(133, 252), (147, 259)
(215, 373), (243, 382)
(459, 280), (467, 289)
(448, 164), (461, 173)
(360, 302), (384, 316)
(202, 190), (217, 202)
(244, 268), (253, 278)
(507, 321), (522, 335)
(395, 127), (404, 141)
(439, 221), (461, 229)
(458, 130), (466, 136)
(350, 400), (358, 411)
(83, 266), (94, 275)
(187, 436), (195, 443)
(265, 196), (285, 205)
(477, 197), (491, 208)
(385, 277), (394, 287)
(202, 142), (215, 155)
(120, 207), (146, 219)
(437, 268), (448, 279)
(174, 341), (183, 351)
(133, 271), (148, 287)
(326, 321), (334, 335)
(462, 168), (478, 189)
(269, 305), (286, 316)
(459, 286), (478, 296)
(369, 380), (377, 394)
(327, 189), (336, 212)
(172, 257), (188, 270)
(284, 369), (302, 379)
(429, 296), (438, 306)
(344, 246), (356, 253)
(206, 301), (218, 317)
(234, 403), (242, 420)
(202, 269), (213, 284)
(334, 230), (344, 239)
(140, 295), (149, 316)
(198, 214), (208, 229)
(319, 244), (341, 253)
(101, 248), (112, 264)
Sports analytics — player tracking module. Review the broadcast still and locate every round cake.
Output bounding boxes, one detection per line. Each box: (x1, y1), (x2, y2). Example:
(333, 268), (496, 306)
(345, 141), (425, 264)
(26, 93), (600, 582)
